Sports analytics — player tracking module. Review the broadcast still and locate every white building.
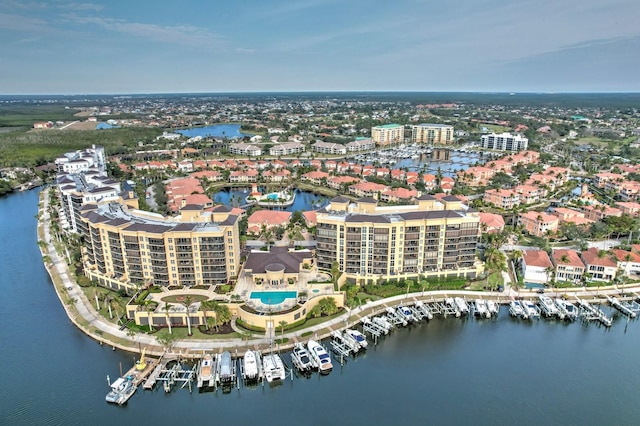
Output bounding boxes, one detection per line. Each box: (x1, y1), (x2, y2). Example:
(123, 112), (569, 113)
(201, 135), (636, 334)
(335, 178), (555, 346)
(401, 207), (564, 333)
(481, 132), (529, 152)
(269, 142), (305, 156)
(346, 138), (375, 152)
(521, 249), (553, 284)
(312, 141), (347, 155)
(229, 143), (262, 157)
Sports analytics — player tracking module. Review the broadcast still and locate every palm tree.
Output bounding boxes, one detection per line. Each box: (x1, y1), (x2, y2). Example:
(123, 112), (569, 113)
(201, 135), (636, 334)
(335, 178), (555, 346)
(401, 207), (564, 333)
(278, 320), (288, 339)
(143, 300), (155, 332)
(484, 247), (507, 289)
(105, 293), (114, 320)
(164, 303), (173, 334)
(93, 290), (101, 311)
(200, 300), (218, 330)
(182, 295), (194, 336)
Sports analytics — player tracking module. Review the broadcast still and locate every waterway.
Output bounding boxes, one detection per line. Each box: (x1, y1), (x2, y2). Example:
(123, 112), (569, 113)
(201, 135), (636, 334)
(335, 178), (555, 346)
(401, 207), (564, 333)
(176, 124), (248, 139)
(2, 189), (640, 425)
(213, 187), (328, 211)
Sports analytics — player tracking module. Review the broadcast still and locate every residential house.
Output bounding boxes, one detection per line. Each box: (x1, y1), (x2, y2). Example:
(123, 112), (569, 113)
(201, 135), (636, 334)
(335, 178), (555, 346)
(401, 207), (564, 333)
(519, 211), (559, 237)
(580, 247), (618, 282)
(522, 249), (554, 284)
(551, 249), (585, 284)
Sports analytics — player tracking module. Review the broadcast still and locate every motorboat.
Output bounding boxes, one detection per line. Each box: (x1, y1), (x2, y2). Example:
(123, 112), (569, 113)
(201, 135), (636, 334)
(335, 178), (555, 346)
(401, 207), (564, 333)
(217, 351), (234, 384)
(414, 301), (434, 320)
(291, 343), (313, 372)
(333, 330), (360, 353)
(454, 297), (470, 315)
(509, 300), (528, 319)
(344, 329), (368, 349)
(105, 375), (136, 405)
(444, 298), (462, 317)
(364, 316), (389, 335)
(385, 307), (408, 326)
(372, 316), (393, 332)
(521, 300), (540, 319)
(307, 340), (332, 374)
(262, 353), (286, 383)
(397, 305), (416, 322)
(199, 354), (214, 383)
(555, 298), (578, 321)
(538, 295), (563, 319)
(486, 300), (499, 316)
(243, 350), (259, 380)
(474, 299), (491, 319)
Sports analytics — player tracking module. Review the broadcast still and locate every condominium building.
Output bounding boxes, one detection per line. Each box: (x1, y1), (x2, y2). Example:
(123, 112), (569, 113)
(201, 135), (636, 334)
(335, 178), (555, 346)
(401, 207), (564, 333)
(410, 124), (454, 144)
(54, 144), (106, 173)
(371, 124), (405, 146)
(312, 141), (347, 155)
(480, 133), (528, 152)
(316, 195), (480, 282)
(80, 202), (240, 290)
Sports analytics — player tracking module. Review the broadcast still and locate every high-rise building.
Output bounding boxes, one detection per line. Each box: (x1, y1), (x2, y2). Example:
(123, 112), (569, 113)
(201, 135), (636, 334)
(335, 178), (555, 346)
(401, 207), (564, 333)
(411, 124), (454, 144)
(80, 202), (240, 290)
(316, 195), (480, 282)
(480, 132), (528, 151)
(371, 124), (405, 146)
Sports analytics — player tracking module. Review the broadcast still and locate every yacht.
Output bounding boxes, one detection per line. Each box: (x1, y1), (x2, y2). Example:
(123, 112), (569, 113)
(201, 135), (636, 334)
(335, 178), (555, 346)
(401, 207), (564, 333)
(217, 351), (234, 384)
(509, 300), (528, 319)
(454, 297), (470, 315)
(344, 329), (368, 349)
(538, 295), (563, 319)
(105, 375), (136, 405)
(262, 353), (286, 383)
(486, 300), (499, 316)
(445, 298), (462, 317)
(243, 350), (259, 381)
(397, 305), (416, 323)
(521, 300), (540, 319)
(474, 299), (491, 318)
(308, 340), (333, 374)
(198, 354), (215, 385)
(555, 298), (578, 321)
(291, 343), (314, 372)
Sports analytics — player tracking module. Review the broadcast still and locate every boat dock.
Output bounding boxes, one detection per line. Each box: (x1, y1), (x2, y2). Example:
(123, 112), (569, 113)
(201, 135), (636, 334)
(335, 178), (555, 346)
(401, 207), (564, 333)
(607, 296), (639, 318)
(576, 298), (612, 327)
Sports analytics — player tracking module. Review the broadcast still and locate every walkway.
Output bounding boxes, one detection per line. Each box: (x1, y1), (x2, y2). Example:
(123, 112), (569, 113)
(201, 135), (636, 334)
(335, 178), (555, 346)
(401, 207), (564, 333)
(39, 191), (640, 359)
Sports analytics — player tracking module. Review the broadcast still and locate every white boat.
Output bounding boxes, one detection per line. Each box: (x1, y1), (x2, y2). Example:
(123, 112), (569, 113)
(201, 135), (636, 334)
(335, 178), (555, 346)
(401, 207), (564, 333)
(521, 300), (540, 319)
(332, 330), (359, 353)
(555, 298), (578, 321)
(243, 350), (259, 380)
(262, 353), (286, 383)
(474, 299), (491, 319)
(538, 295), (563, 319)
(291, 343), (314, 372)
(445, 298), (462, 317)
(509, 300), (527, 319)
(414, 301), (434, 320)
(385, 307), (408, 326)
(397, 305), (416, 322)
(486, 300), (499, 316)
(199, 354), (214, 384)
(344, 329), (368, 349)
(308, 340), (332, 374)
(336, 329), (361, 353)
(454, 297), (470, 315)
(105, 375), (136, 405)
(372, 316), (393, 332)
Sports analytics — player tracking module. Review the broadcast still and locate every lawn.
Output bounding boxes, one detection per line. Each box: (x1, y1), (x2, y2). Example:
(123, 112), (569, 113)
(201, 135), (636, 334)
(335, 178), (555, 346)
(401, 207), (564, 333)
(161, 294), (209, 303)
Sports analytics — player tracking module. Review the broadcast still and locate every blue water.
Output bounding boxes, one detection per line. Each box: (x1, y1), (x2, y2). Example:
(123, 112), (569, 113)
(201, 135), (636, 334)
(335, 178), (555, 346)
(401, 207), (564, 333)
(2, 189), (640, 425)
(214, 188), (328, 211)
(176, 124), (247, 139)
(266, 193), (279, 201)
(96, 122), (119, 129)
(250, 291), (298, 305)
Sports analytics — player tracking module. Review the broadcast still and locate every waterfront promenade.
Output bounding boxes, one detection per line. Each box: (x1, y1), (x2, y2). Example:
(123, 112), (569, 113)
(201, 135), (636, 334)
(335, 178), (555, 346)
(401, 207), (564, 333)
(39, 192), (640, 359)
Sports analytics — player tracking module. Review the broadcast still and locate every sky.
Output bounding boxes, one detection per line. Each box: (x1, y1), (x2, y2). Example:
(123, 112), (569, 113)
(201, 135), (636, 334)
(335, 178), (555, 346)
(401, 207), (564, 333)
(1, 0), (639, 94)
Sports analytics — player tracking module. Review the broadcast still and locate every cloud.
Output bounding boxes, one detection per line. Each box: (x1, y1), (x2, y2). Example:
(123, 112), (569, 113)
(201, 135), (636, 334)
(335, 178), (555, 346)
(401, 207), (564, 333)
(236, 47), (256, 55)
(67, 15), (224, 47)
(0, 12), (51, 32)
(57, 2), (104, 11)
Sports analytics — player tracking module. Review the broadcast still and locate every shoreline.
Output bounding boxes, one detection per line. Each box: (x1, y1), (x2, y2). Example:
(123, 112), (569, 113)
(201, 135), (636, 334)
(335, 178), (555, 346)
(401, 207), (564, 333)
(38, 190), (640, 359)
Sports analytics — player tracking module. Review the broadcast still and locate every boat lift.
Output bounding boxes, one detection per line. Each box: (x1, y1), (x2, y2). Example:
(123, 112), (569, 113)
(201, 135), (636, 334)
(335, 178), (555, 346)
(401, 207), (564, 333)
(330, 332), (352, 365)
(414, 301), (434, 320)
(155, 360), (197, 393)
(332, 330), (358, 354)
(361, 316), (386, 338)
(442, 298), (461, 317)
(216, 354), (238, 389)
(372, 316), (394, 333)
(385, 307), (408, 326)
(577, 298), (612, 327)
(410, 305), (426, 321)
(607, 296), (638, 319)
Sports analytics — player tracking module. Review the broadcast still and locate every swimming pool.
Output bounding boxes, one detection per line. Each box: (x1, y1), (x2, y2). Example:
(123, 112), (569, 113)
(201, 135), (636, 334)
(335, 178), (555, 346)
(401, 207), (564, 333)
(250, 291), (297, 305)
(266, 193), (279, 201)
